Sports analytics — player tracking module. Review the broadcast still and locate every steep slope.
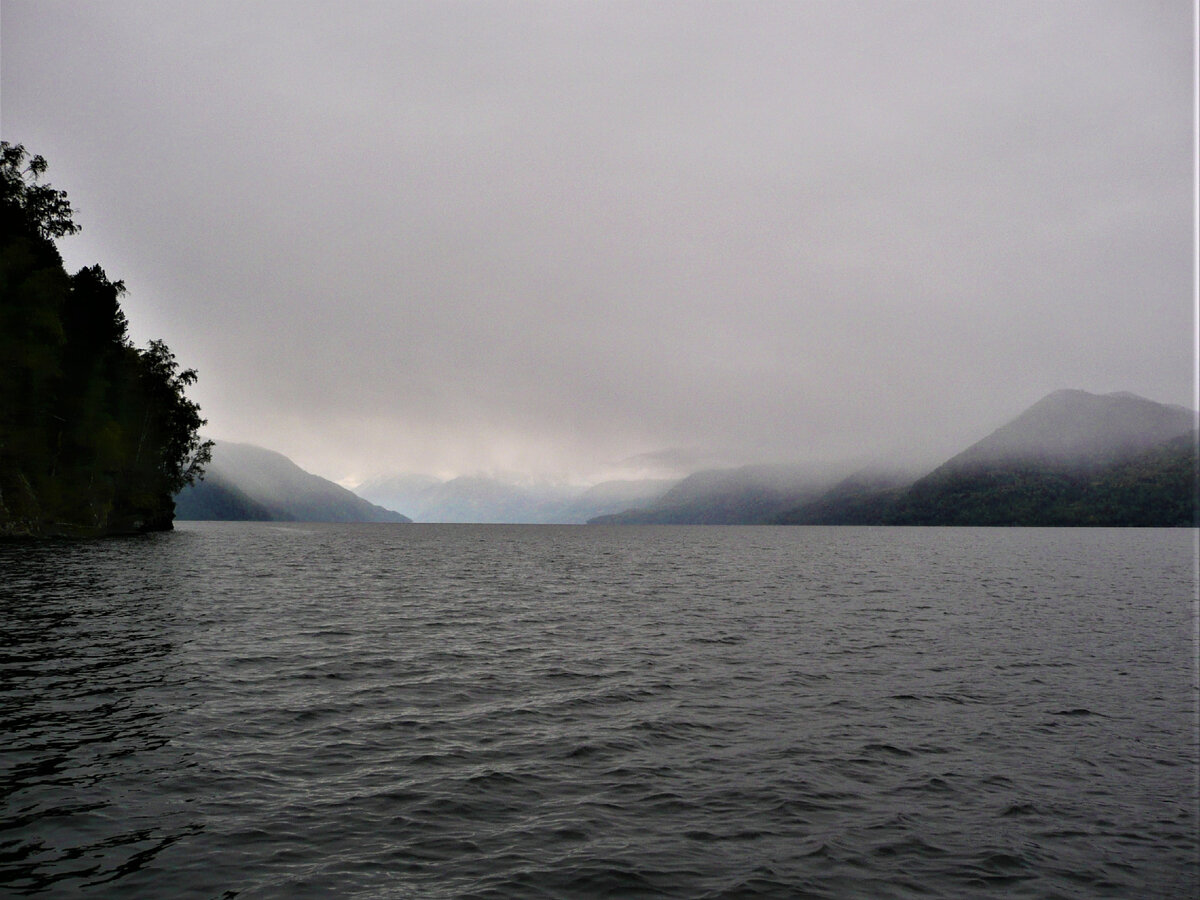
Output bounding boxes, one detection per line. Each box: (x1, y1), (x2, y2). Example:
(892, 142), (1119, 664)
(770, 390), (1197, 527)
(885, 391), (1197, 526)
(175, 441), (410, 522)
(772, 469), (916, 525)
(1067, 431), (1198, 526)
(886, 431), (1197, 526)
(943, 389), (1195, 470)
(173, 474), (278, 521)
(555, 479), (676, 523)
(589, 464), (844, 525)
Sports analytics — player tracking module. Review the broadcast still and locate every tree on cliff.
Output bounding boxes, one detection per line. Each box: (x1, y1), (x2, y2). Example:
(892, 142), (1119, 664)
(0, 141), (211, 535)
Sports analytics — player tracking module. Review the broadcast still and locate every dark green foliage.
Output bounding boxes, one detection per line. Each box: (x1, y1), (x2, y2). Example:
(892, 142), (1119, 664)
(588, 465), (834, 525)
(768, 393), (1198, 528)
(774, 439), (1196, 528)
(0, 143), (80, 241)
(886, 465), (1083, 526)
(0, 142), (211, 536)
(882, 435), (1197, 527)
(772, 473), (910, 525)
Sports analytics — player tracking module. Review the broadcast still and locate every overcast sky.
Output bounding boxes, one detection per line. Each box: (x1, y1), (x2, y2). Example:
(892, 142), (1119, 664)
(3, 1), (1194, 484)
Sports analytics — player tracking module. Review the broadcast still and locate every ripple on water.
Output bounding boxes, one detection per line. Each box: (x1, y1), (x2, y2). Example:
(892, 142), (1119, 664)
(0, 524), (1196, 898)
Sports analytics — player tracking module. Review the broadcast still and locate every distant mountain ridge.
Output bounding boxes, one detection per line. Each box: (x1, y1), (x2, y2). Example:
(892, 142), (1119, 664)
(180, 390), (1196, 527)
(355, 473), (672, 524)
(588, 464), (848, 525)
(879, 430), (1197, 526)
(771, 468), (917, 526)
(592, 390), (1195, 527)
(941, 389), (1195, 470)
(175, 442), (410, 523)
(774, 390), (1197, 527)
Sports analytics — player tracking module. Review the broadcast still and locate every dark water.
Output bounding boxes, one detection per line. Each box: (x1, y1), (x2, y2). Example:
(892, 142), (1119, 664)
(1, 524), (1196, 898)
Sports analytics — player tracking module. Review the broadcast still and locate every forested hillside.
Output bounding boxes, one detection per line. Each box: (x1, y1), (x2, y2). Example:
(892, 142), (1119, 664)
(773, 392), (1197, 528)
(175, 441), (410, 523)
(884, 432), (1198, 527)
(0, 143), (210, 536)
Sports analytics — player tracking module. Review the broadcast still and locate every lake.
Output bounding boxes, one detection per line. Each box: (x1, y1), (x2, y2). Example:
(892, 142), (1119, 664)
(1, 523), (1196, 898)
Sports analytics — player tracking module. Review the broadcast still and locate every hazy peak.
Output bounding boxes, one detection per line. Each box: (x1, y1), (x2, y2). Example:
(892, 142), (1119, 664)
(178, 441), (409, 522)
(949, 389), (1197, 470)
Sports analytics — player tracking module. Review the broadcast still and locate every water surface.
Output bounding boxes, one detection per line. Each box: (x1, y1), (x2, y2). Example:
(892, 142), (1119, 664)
(2, 524), (1196, 897)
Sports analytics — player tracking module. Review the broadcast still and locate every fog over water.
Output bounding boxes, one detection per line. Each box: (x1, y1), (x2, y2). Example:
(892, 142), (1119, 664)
(2, 1), (1193, 484)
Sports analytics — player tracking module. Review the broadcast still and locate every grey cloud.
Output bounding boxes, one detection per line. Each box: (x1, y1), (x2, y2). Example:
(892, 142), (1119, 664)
(2, 0), (1192, 482)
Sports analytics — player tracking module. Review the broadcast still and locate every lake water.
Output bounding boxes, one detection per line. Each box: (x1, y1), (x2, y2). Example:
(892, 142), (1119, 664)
(1, 523), (1196, 898)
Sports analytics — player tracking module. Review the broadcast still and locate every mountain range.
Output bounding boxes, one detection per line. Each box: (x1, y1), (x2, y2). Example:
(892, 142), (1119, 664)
(175, 441), (410, 523)
(174, 444), (671, 524)
(594, 390), (1197, 527)
(176, 390), (1196, 527)
(587, 463), (852, 525)
(354, 473), (673, 524)
(779, 390), (1197, 527)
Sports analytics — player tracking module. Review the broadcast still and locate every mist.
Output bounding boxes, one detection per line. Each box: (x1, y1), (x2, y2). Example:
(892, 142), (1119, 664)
(3, 0), (1192, 485)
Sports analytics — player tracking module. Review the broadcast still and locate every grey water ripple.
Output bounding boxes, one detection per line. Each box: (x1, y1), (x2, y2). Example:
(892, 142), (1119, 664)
(1, 523), (1196, 898)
